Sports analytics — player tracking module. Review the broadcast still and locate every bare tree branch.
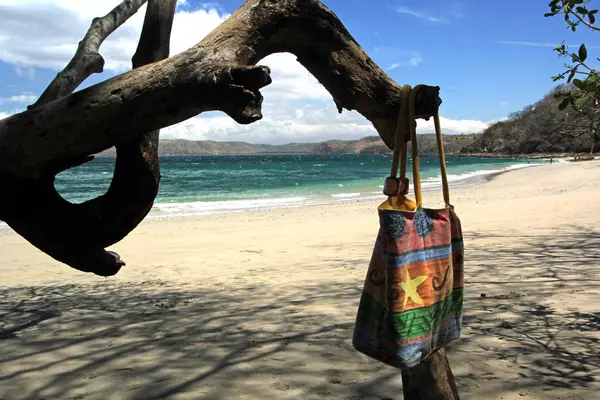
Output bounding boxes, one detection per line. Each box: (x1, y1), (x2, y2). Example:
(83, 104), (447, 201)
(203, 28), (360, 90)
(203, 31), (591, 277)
(0, 0), (440, 180)
(0, 0), (177, 277)
(33, 0), (150, 106)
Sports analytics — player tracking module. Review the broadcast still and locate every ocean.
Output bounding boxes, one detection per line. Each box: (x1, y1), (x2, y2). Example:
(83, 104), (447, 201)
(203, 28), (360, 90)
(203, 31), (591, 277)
(44, 154), (545, 218)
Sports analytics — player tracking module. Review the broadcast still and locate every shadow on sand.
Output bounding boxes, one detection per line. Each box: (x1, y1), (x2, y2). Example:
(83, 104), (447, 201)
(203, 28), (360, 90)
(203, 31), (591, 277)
(0, 226), (599, 399)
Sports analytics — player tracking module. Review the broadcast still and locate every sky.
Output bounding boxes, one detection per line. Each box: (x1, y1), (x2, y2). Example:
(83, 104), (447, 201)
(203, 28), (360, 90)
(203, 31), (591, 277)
(0, 0), (598, 144)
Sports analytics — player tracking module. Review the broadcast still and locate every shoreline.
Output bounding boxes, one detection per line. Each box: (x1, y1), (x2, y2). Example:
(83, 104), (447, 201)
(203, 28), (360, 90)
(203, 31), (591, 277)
(95, 152), (586, 159)
(0, 160), (543, 228)
(145, 161), (545, 220)
(458, 152), (596, 160)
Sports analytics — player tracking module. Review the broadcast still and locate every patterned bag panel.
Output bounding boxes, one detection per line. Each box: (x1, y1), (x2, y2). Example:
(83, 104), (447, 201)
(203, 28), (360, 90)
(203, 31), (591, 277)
(352, 206), (464, 369)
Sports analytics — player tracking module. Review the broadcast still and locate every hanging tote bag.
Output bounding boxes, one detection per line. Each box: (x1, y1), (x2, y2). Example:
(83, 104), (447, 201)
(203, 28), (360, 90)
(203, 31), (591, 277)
(352, 85), (464, 369)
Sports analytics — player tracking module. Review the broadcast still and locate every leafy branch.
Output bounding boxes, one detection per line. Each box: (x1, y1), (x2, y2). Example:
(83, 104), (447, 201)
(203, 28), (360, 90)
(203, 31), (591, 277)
(546, 0), (600, 111)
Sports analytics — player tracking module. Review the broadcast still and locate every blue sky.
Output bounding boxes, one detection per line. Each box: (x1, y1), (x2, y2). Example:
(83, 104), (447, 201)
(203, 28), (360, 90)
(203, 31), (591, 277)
(0, 0), (597, 144)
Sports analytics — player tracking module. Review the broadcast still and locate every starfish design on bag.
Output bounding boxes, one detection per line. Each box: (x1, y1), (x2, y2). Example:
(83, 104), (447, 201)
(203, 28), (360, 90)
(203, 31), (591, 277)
(399, 269), (428, 307)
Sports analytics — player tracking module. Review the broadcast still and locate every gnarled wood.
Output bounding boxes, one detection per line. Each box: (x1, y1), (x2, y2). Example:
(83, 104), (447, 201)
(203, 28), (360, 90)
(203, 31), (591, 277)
(0, 0), (178, 276)
(0, 0), (440, 180)
(33, 0), (150, 106)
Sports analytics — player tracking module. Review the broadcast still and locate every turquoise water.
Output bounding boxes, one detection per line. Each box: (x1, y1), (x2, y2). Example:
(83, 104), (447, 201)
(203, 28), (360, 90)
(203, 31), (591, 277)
(50, 154), (543, 217)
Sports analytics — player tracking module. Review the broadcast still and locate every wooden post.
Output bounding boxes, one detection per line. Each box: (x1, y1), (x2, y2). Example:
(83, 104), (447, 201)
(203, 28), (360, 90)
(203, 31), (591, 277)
(402, 349), (460, 400)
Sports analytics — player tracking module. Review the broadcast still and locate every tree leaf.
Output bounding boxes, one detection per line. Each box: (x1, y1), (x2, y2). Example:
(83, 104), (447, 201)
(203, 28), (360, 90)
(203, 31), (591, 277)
(573, 78), (584, 88)
(559, 97), (571, 111)
(568, 68), (577, 82)
(579, 44), (588, 62)
(589, 13), (596, 24)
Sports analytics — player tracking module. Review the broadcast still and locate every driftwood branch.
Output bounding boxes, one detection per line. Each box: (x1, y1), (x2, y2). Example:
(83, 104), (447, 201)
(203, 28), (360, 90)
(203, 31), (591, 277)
(0, 0), (177, 276)
(0, 0), (440, 180)
(33, 0), (150, 106)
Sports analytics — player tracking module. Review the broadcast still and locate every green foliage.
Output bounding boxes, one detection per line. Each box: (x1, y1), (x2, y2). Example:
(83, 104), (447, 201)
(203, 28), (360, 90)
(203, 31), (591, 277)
(545, 1), (600, 153)
(462, 85), (600, 154)
(545, 1), (600, 113)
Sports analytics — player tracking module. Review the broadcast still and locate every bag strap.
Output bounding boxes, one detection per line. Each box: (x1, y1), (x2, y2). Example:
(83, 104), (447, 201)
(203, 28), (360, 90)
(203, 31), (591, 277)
(389, 85), (412, 180)
(388, 84), (450, 207)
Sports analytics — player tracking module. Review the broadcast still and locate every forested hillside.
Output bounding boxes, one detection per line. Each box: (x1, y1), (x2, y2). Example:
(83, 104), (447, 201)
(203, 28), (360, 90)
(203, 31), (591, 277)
(462, 85), (600, 155)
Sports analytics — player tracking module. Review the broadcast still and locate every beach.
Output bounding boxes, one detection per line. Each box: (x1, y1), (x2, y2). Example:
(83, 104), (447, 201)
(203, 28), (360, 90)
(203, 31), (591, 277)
(1, 159), (599, 399)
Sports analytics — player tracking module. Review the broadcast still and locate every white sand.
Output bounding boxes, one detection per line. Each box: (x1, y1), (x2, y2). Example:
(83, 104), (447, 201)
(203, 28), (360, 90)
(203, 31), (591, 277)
(1, 160), (599, 399)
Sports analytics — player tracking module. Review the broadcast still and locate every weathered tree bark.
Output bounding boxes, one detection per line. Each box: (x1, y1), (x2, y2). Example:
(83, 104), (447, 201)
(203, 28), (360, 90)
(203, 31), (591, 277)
(0, 1), (441, 273)
(0, 0), (440, 179)
(0, 0), (177, 276)
(33, 0), (150, 106)
(402, 348), (460, 400)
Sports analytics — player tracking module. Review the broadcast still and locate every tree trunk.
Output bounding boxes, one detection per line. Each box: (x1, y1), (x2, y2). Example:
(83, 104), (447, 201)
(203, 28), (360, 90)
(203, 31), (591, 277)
(590, 132), (598, 155)
(402, 349), (460, 400)
(0, 0), (178, 276)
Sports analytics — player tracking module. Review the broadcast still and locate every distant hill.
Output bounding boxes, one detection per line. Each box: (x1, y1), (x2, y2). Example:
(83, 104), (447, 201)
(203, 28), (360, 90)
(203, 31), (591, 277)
(462, 85), (599, 155)
(97, 134), (480, 157)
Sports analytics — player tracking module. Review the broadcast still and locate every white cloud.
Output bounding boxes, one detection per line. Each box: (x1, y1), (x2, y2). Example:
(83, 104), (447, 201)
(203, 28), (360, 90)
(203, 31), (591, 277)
(15, 66), (36, 80)
(161, 104), (491, 145)
(388, 53), (423, 70)
(258, 53), (331, 101)
(498, 40), (560, 48)
(6, 93), (37, 103)
(0, 92), (37, 106)
(0, 1), (229, 71)
(0, 108), (21, 120)
(394, 7), (446, 23)
(168, 8), (229, 57)
(498, 40), (600, 49)
(161, 103), (375, 145)
(417, 117), (490, 135)
(371, 46), (423, 71)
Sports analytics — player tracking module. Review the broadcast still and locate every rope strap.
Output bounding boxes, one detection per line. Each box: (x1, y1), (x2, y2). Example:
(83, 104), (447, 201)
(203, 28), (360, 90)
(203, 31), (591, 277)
(383, 84), (450, 207)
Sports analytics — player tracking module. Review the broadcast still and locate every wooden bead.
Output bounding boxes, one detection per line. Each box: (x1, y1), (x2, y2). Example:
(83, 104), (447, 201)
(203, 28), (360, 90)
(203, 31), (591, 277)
(383, 177), (400, 196)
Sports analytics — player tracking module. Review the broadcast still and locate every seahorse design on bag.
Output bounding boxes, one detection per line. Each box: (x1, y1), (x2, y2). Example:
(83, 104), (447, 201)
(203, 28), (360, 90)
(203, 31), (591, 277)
(432, 264), (451, 292)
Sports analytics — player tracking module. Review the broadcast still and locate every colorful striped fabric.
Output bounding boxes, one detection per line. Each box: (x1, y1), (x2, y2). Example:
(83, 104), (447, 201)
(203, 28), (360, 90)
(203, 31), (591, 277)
(352, 205), (464, 369)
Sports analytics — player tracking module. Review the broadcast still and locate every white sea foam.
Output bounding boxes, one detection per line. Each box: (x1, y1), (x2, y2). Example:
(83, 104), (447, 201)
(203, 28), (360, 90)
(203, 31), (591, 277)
(421, 162), (539, 188)
(150, 196), (311, 218)
(331, 193), (361, 198)
(145, 162), (541, 218)
(16, 161), (539, 222)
